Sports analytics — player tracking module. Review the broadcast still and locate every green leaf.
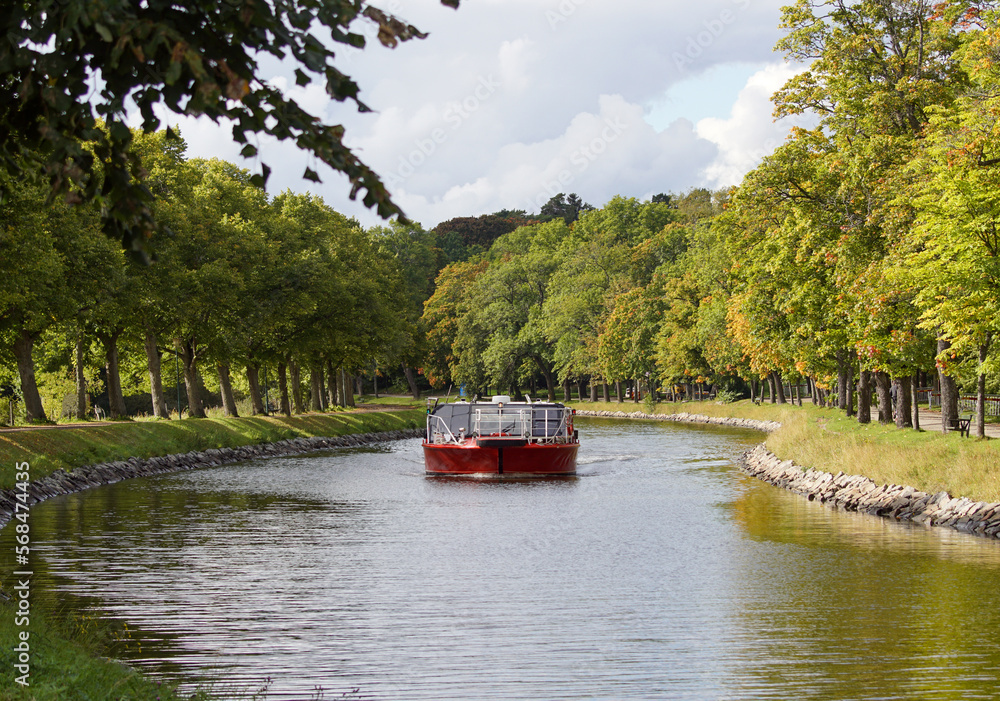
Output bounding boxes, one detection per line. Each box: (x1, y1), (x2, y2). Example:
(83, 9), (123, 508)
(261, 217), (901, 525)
(95, 23), (113, 43)
(165, 61), (182, 86)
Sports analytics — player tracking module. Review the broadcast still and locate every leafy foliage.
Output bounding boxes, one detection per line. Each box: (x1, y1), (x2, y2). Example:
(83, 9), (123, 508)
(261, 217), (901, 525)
(0, 0), (460, 254)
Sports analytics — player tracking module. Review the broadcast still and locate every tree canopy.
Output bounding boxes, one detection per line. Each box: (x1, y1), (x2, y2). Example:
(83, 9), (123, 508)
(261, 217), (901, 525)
(0, 0), (460, 255)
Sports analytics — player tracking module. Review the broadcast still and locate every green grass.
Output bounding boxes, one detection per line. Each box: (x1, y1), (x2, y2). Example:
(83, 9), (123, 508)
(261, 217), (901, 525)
(0, 606), (192, 701)
(569, 398), (1000, 503)
(355, 394), (425, 407)
(0, 409), (424, 492)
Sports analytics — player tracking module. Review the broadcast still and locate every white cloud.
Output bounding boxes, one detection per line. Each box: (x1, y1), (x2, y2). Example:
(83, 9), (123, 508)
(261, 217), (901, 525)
(695, 63), (813, 188)
(382, 93), (718, 224)
(145, 0), (800, 227)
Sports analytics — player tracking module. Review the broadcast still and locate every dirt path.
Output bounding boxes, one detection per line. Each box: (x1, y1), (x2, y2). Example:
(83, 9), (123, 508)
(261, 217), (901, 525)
(916, 406), (1000, 438)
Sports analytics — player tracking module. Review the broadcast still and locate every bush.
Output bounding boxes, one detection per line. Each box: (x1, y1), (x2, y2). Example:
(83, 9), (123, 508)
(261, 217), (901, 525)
(715, 388), (741, 404)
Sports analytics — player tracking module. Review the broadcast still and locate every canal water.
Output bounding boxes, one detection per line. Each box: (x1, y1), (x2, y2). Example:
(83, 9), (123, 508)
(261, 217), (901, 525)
(10, 417), (1000, 699)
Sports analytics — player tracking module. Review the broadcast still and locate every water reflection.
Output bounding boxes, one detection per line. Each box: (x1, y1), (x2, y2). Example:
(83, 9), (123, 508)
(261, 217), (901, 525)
(3, 423), (1000, 699)
(726, 479), (1000, 700)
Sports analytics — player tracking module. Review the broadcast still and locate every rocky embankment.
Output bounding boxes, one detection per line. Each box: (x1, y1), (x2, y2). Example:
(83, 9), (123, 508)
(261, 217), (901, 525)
(577, 409), (1000, 540)
(742, 444), (1000, 538)
(0, 428), (423, 529)
(574, 409), (781, 433)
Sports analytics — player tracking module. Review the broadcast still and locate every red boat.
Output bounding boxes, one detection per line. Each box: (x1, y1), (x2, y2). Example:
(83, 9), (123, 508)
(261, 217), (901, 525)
(423, 396), (579, 476)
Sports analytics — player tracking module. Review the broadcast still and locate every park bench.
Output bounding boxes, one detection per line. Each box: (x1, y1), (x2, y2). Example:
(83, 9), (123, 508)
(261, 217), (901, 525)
(945, 414), (972, 437)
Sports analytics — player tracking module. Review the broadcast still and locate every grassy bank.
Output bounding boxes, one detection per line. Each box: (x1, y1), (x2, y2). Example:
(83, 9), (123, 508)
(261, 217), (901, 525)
(570, 399), (1000, 503)
(0, 409), (424, 491)
(0, 608), (191, 701)
(0, 408), (423, 701)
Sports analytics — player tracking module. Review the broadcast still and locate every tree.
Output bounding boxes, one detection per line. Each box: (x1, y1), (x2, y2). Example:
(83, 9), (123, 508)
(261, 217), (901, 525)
(539, 193), (595, 224)
(598, 285), (663, 402)
(769, 0), (974, 420)
(907, 15), (1000, 437)
(0, 168), (120, 421)
(371, 220), (443, 398)
(432, 211), (538, 262)
(0, 0), (460, 253)
(461, 221), (570, 399)
(422, 259), (489, 390)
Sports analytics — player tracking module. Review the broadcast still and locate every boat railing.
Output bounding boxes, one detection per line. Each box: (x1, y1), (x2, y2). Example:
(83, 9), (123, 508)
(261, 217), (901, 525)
(474, 407), (570, 444)
(426, 413), (460, 444)
(426, 402), (574, 445)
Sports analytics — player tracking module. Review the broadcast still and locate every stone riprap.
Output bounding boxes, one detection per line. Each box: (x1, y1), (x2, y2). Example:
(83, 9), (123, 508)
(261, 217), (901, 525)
(577, 409), (1000, 540)
(741, 444), (1000, 538)
(0, 428), (423, 530)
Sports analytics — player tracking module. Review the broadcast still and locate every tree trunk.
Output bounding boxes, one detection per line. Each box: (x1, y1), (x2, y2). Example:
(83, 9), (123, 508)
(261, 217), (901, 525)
(537, 360), (556, 401)
(845, 364), (855, 417)
(563, 378), (572, 402)
(278, 362), (292, 416)
(403, 365), (420, 399)
(895, 376), (912, 429)
(98, 330), (127, 419)
(836, 350), (848, 411)
(578, 379), (587, 402)
(340, 366), (354, 407)
(875, 371), (892, 424)
(143, 326), (170, 419)
(179, 340), (205, 418)
(911, 374), (920, 431)
(74, 331), (88, 419)
(246, 364), (265, 415)
(938, 337), (959, 433)
(772, 372), (787, 404)
(218, 363), (239, 417)
(976, 336), (991, 438)
(290, 361), (305, 414)
(857, 370), (872, 424)
(767, 374), (776, 404)
(310, 364), (324, 411)
(509, 381), (521, 400)
(602, 383), (610, 402)
(325, 359), (337, 407)
(615, 381), (623, 403)
(344, 370), (356, 407)
(333, 366), (345, 407)
(13, 329), (46, 422)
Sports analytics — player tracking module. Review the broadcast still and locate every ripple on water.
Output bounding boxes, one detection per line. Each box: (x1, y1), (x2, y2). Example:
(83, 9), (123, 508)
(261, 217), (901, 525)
(13, 421), (1000, 700)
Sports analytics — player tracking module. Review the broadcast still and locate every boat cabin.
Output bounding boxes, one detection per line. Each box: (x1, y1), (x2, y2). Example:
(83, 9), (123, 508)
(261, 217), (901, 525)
(425, 396), (575, 446)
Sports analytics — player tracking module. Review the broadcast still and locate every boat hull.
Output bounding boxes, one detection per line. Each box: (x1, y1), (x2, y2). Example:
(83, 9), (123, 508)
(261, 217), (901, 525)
(423, 441), (578, 476)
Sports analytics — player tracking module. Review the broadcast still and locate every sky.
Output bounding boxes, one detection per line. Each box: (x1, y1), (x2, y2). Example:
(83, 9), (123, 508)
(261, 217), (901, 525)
(148, 0), (813, 230)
